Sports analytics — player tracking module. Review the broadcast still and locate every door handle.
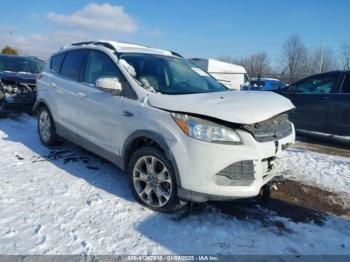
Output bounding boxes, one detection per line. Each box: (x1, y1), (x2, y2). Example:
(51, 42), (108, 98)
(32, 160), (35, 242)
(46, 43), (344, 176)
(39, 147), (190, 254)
(78, 91), (87, 98)
(123, 111), (134, 117)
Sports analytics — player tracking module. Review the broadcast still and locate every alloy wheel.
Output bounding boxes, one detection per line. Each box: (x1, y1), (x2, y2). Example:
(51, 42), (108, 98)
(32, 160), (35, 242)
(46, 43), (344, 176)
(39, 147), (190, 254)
(132, 155), (172, 208)
(39, 110), (51, 143)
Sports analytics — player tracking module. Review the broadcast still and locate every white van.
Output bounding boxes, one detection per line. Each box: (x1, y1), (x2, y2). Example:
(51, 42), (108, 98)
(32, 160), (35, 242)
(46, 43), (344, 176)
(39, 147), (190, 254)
(35, 41), (295, 212)
(189, 58), (249, 90)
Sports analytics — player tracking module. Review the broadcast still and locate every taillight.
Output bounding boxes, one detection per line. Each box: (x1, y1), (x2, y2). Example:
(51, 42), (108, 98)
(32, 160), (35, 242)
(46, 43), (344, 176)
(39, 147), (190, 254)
(36, 73), (43, 80)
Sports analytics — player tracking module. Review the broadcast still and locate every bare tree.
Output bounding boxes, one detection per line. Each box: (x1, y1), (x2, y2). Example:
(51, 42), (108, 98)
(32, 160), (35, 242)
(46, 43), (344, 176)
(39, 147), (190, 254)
(340, 44), (350, 70)
(218, 36), (342, 82)
(299, 47), (315, 75)
(312, 45), (336, 73)
(236, 52), (271, 78)
(218, 53), (271, 78)
(281, 34), (307, 82)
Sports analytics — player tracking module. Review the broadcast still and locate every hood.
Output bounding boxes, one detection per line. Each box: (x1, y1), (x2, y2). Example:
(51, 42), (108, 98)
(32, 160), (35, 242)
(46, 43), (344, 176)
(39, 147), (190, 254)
(0, 71), (36, 84)
(148, 91), (295, 125)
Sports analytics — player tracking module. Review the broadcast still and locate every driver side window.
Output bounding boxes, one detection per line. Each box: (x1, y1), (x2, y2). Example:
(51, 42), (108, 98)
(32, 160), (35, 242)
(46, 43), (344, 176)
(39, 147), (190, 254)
(83, 51), (122, 86)
(292, 74), (337, 94)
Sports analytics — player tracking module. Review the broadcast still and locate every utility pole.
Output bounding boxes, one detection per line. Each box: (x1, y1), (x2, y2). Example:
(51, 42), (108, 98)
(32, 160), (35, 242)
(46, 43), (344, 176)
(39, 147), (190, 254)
(319, 40), (324, 73)
(5, 30), (13, 48)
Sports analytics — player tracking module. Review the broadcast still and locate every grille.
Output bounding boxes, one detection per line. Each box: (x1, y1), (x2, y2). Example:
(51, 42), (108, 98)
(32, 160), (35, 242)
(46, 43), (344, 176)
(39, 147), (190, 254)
(243, 113), (292, 142)
(215, 160), (255, 186)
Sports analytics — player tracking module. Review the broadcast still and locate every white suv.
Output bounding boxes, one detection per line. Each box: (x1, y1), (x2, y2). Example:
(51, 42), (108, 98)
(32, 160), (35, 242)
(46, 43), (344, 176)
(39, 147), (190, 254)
(35, 41), (295, 212)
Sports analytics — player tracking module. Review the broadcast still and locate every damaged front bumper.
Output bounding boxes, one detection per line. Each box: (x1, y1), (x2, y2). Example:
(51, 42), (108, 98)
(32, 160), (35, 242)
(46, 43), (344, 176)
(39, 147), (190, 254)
(170, 123), (295, 203)
(0, 80), (36, 114)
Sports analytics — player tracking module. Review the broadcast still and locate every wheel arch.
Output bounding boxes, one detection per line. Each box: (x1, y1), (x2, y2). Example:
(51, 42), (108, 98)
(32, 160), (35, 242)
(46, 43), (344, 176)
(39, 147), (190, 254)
(34, 98), (58, 133)
(122, 130), (182, 188)
(33, 98), (51, 114)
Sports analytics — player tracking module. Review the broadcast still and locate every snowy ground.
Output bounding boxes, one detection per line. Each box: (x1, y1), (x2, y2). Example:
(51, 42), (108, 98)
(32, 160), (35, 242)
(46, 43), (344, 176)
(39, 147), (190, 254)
(0, 115), (349, 255)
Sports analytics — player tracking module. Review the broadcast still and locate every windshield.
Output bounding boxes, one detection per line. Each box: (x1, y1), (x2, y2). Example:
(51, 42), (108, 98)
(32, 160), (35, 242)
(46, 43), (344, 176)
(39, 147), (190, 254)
(119, 53), (226, 94)
(0, 55), (45, 74)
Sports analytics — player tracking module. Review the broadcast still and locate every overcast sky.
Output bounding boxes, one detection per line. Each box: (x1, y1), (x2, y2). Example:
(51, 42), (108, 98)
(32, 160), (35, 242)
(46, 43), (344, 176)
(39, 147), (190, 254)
(1, 0), (349, 67)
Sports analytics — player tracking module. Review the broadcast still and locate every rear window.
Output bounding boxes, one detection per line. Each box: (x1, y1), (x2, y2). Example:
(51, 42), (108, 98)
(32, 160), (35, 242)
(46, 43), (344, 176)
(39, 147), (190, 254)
(60, 50), (88, 81)
(50, 53), (65, 74)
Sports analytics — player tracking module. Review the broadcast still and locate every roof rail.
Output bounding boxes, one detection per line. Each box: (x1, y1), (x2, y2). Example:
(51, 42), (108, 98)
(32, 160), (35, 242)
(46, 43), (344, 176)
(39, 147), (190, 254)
(65, 41), (180, 57)
(170, 51), (183, 58)
(94, 41), (117, 52)
(65, 41), (117, 52)
(71, 41), (95, 46)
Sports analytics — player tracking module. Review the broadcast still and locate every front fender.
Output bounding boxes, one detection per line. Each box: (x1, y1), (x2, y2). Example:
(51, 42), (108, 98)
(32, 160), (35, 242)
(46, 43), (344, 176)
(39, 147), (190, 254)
(122, 130), (182, 188)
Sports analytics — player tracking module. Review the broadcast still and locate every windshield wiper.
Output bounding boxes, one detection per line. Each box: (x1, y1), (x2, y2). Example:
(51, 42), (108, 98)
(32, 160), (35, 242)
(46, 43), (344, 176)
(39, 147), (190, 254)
(160, 91), (200, 95)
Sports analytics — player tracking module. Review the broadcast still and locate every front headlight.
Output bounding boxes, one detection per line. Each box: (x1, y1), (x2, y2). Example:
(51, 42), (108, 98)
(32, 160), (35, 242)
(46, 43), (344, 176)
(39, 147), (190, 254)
(171, 112), (242, 144)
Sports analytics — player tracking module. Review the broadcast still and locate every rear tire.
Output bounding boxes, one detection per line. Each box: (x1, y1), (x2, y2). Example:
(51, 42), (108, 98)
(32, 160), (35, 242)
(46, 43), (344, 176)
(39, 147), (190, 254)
(37, 106), (59, 146)
(127, 146), (180, 212)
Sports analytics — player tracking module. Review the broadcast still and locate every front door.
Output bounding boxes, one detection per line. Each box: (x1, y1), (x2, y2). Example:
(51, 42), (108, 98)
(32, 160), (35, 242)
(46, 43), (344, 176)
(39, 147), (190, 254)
(326, 73), (350, 136)
(283, 73), (340, 133)
(78, 50), (126, 156)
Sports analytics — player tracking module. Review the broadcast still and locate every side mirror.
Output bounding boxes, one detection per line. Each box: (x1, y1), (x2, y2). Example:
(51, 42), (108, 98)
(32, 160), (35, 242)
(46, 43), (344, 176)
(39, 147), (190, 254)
(96, 77), (122, 95)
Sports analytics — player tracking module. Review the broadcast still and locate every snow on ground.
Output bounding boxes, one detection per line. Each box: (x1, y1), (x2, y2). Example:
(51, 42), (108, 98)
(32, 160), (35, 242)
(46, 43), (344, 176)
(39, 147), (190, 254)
(0, 115), (349, 255)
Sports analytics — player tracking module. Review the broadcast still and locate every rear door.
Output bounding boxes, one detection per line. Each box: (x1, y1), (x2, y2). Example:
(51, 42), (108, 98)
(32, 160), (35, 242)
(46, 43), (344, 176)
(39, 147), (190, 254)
(52, 49), (88, 135)
(282, 73), (340, 132)
(326, 72), (350, 136)
(45, 52), (66, 121)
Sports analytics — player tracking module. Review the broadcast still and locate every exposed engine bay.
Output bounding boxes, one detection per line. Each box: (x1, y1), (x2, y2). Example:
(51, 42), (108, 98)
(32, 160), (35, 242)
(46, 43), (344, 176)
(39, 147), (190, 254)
(0, 78), (36, 95)
(0, 75), (37, 114)
(0, 55), (45, 115)
(242, 113), (293, 142)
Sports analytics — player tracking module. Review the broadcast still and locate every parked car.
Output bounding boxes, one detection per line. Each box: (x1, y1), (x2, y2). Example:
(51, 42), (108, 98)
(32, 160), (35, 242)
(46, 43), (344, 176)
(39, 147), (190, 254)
(242, 78), (287, 91)
(0, 54), (45, 114)
(276, 71), (350, 136)
(189, 58), (249, 90)
(35, 41), (295, 212)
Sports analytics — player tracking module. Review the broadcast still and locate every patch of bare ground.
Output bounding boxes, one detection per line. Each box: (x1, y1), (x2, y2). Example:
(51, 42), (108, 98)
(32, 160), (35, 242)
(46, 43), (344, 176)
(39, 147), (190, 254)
(207, 179), (349, 234)
(272, 179), (349, 218)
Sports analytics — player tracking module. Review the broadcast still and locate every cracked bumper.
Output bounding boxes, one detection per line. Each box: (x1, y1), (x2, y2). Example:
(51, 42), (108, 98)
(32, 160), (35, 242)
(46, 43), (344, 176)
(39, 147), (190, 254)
(169, 125), (295, 202)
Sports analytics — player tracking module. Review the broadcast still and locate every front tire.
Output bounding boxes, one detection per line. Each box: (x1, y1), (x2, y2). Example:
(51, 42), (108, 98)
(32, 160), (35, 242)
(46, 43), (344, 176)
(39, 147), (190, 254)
(37, 106), (59, 146)
(127, 146), (180, 212)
